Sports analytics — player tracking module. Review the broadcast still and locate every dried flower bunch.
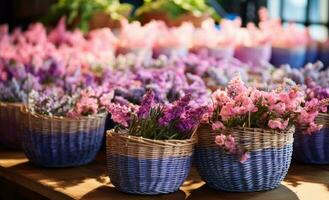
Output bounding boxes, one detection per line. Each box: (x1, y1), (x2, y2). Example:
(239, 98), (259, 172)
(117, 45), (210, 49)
(28, 87), (113, 118)
(108, 91), (207, 140)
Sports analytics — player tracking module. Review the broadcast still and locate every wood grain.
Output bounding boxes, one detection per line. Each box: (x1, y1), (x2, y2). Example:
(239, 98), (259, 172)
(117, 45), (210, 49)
(0, 149), (328, 200)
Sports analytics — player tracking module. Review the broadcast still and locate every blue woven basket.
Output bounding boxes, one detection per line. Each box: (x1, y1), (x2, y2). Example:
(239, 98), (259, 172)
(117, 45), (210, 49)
(294, 113), (329, 164)
(195, 124), (295, 192)
(271, 46), (306, 68)
(21, 111), (106, 167)
(106, 130), (196, 195)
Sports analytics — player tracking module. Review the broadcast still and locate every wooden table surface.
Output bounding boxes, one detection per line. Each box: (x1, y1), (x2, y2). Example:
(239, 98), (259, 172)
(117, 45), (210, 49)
(0, 149), (328, 200)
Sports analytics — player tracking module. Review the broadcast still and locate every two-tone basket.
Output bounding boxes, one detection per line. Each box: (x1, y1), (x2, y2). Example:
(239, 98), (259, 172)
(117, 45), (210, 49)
(195, 124), (295, 192)
(21, 110), (106, 167)
(0, 102), (25, 149)
(106, 129), (197, 195)
(294, 113), (329, 164)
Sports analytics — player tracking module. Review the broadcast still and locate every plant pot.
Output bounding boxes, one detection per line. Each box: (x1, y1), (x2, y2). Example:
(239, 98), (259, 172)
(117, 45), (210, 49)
(318, 42), (329, 68)
(195, 124), (295, 192)
(271, 46), (306, 68)
(0, 102), (25, 150)
(234, 45), (272, 67)
(304, 41), (318, 65)
(139, 11), (210, 27)
(106, 129), (196, 195)
(21, 111), (106, 167)
(294, 113), (329, 164)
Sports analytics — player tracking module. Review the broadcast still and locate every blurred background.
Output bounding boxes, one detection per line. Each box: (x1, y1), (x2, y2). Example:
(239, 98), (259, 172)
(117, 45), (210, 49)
(0, 0), (328, 41)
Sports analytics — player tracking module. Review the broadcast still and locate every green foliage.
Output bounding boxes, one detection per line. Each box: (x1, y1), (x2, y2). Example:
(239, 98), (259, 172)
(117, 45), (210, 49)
(136, 0), (219, 20)
(44, 0), (132, 32)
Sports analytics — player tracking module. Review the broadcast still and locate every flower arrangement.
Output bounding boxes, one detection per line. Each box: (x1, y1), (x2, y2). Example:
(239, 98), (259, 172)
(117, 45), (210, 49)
(28, 87), (113, 118)
(207, 76), (327, 161)
(108, 91), (207, 140)
(0, 62), (40, 103)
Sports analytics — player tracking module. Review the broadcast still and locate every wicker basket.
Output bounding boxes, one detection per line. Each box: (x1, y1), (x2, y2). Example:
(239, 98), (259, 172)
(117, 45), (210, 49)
(294, 113), (329, 164)
(234, 45), (272, 67)
(21, 110), (106, 167)
(106, 129), (197, 195)
(0, 102), (25, 149)
(195, 124), (295, 192)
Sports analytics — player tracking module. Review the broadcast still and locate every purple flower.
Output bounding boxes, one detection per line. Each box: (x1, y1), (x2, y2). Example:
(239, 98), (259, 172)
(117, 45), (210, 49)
(137, 90), (155, 119)
(159, 94), (191, 126)
(176, 106), (208, 133)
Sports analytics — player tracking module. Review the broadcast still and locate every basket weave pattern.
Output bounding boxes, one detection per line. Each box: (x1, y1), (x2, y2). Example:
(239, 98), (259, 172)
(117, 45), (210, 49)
(195, 124), (294, 192)
(106, 130), (196, 195)
(0, 103), (24, 149)
(294, 113), (329, 164)
(21, 111), (106, 167)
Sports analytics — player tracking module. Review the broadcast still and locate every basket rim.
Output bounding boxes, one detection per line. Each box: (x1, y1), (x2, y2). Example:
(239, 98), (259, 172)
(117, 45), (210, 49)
(21, 108), (107, 122)
(0, 102), (25, 108)
(106, 129), (197, 147)
(199, 123), (295, 135)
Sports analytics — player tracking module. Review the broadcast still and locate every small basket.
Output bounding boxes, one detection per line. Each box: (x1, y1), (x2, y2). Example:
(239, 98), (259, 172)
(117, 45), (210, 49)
(106, 129), (197, 195)
(195, 124), (295, 192)
(294, 113), (329, 164)
(0, 102), (25, 149)
(270, 46), (306, 68)
(21, 110), (106, 167)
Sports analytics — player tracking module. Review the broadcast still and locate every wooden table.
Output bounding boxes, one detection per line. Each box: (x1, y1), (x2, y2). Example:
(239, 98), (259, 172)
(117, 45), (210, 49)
(0, 149), (328, 200)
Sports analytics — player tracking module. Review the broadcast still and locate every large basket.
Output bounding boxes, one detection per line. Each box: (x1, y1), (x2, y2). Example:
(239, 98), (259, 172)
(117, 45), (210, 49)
(195, 124), (295, 192)
(294, 113), (329, 164)
(106, 130), (197, 195)
(0, 102), (25, 149)
(21, 110), (106, 167)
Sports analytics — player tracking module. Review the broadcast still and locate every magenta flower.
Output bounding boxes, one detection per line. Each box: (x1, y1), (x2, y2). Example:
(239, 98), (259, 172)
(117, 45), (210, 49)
(176, 106), (208, 133)
(137, 90), (155, 119)
(107, 103), (133, 127)
(159, 94), (191, 126)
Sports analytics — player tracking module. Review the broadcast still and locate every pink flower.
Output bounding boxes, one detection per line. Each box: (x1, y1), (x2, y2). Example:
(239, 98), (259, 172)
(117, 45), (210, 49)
(306, 122), (322, 135)
(268, 118), (289, 130)
(215, 134), (226, 146)
(212, 121), (225, 130)
(240, 152), (250, 163)
(227, 76), (248, 98)
(269, 102), (286, 115)
(212, 90), (231, 107)
(220, 101), (236, 121)
(225, 135), (236, 153)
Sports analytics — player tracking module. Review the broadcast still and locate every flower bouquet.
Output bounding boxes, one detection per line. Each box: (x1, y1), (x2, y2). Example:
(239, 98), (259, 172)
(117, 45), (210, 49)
(106, 91), (206, 194)
(0, 62), (40, 149)
(293, 79), (329, 164)
(195, 76), (322, 192)
(21, 88), (111, 167)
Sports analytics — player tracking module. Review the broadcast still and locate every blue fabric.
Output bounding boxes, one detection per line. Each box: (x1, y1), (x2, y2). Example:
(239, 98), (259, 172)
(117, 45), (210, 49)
(195, 145), (293, 192)
(107, 153), (192, 195)
(294, 128), (329, 164)
(22, 125), (104, 168)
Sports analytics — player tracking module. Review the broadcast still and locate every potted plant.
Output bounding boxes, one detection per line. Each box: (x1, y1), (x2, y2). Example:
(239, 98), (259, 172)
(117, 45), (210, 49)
(21, 88), (112, 167)
(135, 0), (219, 27)
(44, 0), (132, 32)
(195, 76), (325, 192)
(106, 91), (206, 194)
